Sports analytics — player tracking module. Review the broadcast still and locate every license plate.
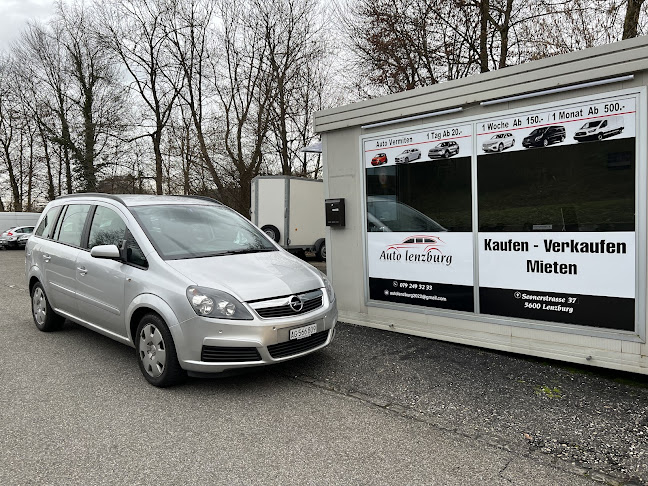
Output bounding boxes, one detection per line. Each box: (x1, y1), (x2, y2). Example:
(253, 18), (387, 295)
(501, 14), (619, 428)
(289, 323), (317, 340)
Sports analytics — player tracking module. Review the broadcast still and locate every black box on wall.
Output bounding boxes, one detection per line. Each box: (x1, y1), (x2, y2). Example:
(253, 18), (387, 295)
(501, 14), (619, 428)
(325, 198), (345, 227)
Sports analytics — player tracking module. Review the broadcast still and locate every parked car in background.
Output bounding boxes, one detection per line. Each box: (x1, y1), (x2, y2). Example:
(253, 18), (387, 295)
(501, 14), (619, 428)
(0, 226), (35, 249)
(366, 196), (447, 233)
(17, 232), (34, 248)
(522, 125), (566, 148)
(482, 132), (515, 152)
(394, 148), (421, 164)
(428, 141), (459, 158)
(574, 116), (624, 142)
(26, 194), (337, 387)
(371, 153), (388, 166)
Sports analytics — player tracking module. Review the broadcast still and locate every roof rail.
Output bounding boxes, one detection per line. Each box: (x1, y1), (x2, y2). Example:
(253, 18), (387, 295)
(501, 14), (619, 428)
(171, 195), (222, 204)
(56, 193), (127, 205)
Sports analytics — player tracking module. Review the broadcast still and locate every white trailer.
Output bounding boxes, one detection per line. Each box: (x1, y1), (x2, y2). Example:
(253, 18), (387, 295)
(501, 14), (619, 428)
(0, 212), (41, 232)
(251, 176), (326, 260)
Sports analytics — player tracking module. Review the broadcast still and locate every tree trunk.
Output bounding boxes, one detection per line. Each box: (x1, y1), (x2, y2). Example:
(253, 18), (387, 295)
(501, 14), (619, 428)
(479, 0), (490, 73)
(498, 0), (514, 69)
(623, 0), (645, 39)
(2, 141), (22, 211)
(153, 131), (163, 195)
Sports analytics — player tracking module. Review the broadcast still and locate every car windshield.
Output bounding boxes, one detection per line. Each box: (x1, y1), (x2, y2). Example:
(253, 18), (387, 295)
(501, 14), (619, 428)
(528, 128), (546, 136)
(131, 204), (277, 260)
(582, 121), (601, 129)
(493, 134), (505, 139)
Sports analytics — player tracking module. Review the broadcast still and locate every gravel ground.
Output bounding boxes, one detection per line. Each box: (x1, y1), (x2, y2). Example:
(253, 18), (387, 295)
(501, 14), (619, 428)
(279, 323), (648, 484)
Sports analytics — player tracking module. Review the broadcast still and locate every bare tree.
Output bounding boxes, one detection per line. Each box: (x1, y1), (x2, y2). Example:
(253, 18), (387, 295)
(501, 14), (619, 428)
(623, 0), (646, 38)
(98, 0), (182, 195)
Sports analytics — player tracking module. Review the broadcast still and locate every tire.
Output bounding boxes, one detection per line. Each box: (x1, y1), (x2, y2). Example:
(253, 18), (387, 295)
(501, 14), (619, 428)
(316, 241), (326, 261)
(31, 282), (65, 332)
(443, 150), (449, 158)
(597, 133), (603, 141)
(498, 143), (504, 152)
(560, 135), (565, 142)
(136, 313), (186, 387)
(261, 224), (280, 243)
(543, 138), (549, 147)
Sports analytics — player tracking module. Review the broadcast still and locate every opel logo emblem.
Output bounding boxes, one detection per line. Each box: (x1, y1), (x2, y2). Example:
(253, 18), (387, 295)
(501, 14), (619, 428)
(289, 295), (303, 313)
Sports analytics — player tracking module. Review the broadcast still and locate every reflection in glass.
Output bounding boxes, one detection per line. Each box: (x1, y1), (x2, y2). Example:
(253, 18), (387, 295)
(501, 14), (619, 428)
(478, 138), (635, 232)
(366, 157), (472, 232)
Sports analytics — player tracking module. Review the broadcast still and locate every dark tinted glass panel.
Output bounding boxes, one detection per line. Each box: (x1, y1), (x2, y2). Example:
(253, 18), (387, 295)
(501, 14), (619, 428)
(125, 229), (147, 268)
(478, 138), (634, 232)
(366, 157), (472, 232)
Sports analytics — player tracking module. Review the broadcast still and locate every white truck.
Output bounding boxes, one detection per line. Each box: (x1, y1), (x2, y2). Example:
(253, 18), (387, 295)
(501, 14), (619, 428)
(251, 176), (326, 260)
(0, 212), (41, 232)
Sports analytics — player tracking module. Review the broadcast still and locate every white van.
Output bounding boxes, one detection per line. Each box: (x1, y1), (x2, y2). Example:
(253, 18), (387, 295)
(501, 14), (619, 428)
(574, 116), (624, 141)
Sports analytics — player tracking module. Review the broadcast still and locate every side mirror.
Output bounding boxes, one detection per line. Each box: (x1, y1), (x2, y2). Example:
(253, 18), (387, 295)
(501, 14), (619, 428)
(90, 244), (121, 260)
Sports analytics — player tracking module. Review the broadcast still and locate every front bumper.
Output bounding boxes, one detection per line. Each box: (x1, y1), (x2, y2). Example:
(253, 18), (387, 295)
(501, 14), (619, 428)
(173, 300), (339, 373)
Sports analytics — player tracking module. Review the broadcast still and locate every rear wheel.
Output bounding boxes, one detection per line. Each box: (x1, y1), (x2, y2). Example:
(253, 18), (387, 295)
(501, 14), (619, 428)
(261, 224), (280, 243)
(316, 241), (326, 261)
(31, 282), (64, 332)
(136, 314), (186, 387)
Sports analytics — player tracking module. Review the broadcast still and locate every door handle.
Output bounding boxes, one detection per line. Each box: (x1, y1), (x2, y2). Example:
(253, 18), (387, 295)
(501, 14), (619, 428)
(43, 254), (51, 262)
(77, 266), (87, 276)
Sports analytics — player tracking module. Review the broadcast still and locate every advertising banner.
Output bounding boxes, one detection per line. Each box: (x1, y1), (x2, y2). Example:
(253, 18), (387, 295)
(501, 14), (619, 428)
(367, 232), (474, 311)
(478, 232), (635, 330)
(364, 123), (472, 168)
(363, 90), (638, 331)
(477, 97), (635, 155)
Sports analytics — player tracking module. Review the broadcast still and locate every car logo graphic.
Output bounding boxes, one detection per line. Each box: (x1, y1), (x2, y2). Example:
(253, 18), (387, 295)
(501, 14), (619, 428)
(386, 235), (445, 253)
(289, 295), (304, 312)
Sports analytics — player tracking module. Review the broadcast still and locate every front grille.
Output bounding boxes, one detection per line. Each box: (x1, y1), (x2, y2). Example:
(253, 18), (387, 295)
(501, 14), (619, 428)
(267, 330), (329, 359)
(201, 346), (261, 363)
(254, 290), (323, 319)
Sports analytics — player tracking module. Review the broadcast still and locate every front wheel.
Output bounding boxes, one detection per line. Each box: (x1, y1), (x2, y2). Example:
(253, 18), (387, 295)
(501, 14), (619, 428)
(497, 143), (504, 152)
(136, 314), (186, 387)
(31, 282), (65, 332)
(543, 138), (549, 147)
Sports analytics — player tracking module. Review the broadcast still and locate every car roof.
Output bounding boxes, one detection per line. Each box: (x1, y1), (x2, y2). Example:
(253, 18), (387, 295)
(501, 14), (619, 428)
(56, 193), (222, 208)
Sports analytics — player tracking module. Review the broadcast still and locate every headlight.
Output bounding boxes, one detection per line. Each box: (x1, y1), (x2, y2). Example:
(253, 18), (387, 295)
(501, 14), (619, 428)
(320, 273), (335, 302)
(535, 136), (542, 141)
(186, 286), (253, 320)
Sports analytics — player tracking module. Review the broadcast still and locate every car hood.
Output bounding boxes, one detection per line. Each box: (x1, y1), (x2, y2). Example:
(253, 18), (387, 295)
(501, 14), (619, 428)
(166, 250), (323, 302)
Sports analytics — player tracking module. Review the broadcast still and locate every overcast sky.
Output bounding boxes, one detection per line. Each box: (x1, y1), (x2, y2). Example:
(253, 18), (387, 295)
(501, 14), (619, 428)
(0, 0), (56, 49)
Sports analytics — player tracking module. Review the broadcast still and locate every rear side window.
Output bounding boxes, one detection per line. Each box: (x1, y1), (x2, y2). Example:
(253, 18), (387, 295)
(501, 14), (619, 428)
(34, 207), (62, 238)
(53, 204), (91, 247)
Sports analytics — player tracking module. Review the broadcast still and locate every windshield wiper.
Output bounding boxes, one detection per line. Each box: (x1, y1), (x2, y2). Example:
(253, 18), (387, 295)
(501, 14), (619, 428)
(182, 248), (277, 259)
(222, 248), (277, 255)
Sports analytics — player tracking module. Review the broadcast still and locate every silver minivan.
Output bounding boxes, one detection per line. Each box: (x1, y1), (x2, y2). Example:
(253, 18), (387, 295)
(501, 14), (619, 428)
(25, 194), (337, 387)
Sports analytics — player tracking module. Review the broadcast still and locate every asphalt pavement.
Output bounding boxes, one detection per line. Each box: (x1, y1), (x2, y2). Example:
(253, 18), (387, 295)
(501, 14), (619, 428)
(0, 249), (646, 485)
